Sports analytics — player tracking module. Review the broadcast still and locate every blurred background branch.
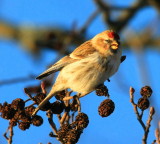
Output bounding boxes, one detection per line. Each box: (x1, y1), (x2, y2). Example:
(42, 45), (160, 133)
(0, 0), (160, 55)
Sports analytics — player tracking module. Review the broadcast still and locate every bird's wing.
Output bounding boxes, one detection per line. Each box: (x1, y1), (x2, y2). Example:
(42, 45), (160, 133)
(36, 40), (96, 80)
(36, 56), (77, 80)
(70, 40), (97, 59)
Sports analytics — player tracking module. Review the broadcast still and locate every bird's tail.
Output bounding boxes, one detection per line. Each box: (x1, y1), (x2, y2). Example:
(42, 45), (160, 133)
(32, 90), (58, 116)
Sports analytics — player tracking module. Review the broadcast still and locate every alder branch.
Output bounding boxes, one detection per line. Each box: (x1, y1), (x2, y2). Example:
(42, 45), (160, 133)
(46, 111), (57, 135)
(129, 87), (146, 130)
(155, 122), (160, 144)
(142, 107), (155, 144)
(3, 124), (14, 144)
(129, 87), (155, 144)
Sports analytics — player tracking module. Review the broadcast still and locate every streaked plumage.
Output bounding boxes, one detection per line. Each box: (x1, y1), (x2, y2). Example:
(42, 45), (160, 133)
(33, 30), (122, 115)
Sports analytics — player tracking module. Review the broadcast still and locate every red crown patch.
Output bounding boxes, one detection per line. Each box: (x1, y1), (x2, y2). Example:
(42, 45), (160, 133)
(108, 32), (120, 39)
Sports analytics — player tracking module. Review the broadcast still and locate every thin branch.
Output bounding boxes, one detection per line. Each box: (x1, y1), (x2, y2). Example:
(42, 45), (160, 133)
(60, 111), (69, 125)
(129, 87), (146, 130)
(155, 122), (160, 144)
(75, 96), (81, 113)
(142, 107), (155, 144)
(3, 124), (14, 144)
(130, 87), (155, 144)
(24, 88), (35, 101)
(3, 127), (9, 141)
(0, 74), (36, 86)
(46, 111), (57, 135)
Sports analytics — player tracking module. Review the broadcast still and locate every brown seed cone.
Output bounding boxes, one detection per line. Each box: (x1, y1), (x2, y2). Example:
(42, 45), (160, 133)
(25, 106), (36, 116)
(50, 101), (65, 114)
(57, 124), (71, 142)
(18, 121), (30, 131)
(65, 129), (82, 144)
(75, 112), (89, 129)
(96, 84), (109, 97)
(34, 93), (51, 111)
(14, 110), (25, 120)
(32, 115), (43, 126)
(98, 99), (115, 117)
(14, 110), (31, 122)
(55, 90), (66, 101)
(137, 98), (150, 110)
(140, 86), (153, 98)
(34, 93), (46, 104)
(11, 98), (25, 110)
(1, 103), (16, 120)
(9, 118), (17, 126)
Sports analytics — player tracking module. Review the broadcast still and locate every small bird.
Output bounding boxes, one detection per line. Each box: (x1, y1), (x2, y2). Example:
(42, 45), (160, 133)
(32, 30), (122, 115)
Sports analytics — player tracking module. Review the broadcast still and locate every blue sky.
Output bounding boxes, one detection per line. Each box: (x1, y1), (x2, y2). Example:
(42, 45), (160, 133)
(0, 0), (160, 144)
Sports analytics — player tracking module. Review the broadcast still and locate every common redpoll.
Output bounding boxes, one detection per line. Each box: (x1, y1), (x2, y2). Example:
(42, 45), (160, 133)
(32, 30), (122, 115)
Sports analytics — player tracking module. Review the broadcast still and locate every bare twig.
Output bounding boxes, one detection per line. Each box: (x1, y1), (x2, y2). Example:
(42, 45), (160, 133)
(46, 111), (57, 135)
(129, 87), (146, 130)
(3, 124), (14, 144)
(3, 127), (9, 140)
(24, 98), (31, 103)
(130, 87), (155, 144)
(59, 91), (72, 125)
(75, 96), (81, 113)
(25, 103), (36, 109)
(142, 107), (155, 144)
(60, 111), (68, 125)
(155, 122), (160, 144)
(24, 88), (34, 101)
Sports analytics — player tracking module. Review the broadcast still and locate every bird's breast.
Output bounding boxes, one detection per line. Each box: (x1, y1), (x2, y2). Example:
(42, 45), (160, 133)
(58, 53), (120, 94)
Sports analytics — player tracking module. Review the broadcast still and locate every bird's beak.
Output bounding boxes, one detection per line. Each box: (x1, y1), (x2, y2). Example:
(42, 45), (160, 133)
(111, 42), (119, 50)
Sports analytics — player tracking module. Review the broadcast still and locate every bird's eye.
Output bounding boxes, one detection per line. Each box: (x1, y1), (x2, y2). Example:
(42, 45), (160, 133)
(105, 39), (112, 43)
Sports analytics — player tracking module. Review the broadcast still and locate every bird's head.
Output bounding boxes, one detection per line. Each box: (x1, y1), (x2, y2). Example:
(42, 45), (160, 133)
(92, 30), (121, 56)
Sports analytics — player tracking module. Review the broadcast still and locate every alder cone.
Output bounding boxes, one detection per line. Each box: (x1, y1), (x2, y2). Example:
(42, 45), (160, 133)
(140, 86), (152, 98)
(98, 99), (115, 117)
(32, 115), (43, 126)
(75, 112), (89, 129)
(137, 98), (150, 110)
